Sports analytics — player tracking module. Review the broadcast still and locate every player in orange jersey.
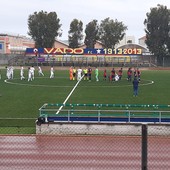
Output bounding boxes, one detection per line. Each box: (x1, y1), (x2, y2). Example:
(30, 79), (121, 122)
(69, 66), (73, 80)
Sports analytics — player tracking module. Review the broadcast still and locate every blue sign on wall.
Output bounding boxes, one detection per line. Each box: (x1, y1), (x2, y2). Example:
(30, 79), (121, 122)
(0, 43), (2, 49)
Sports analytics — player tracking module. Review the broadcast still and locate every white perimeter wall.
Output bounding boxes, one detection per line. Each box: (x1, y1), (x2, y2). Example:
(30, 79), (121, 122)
(36, 123), (170, 136)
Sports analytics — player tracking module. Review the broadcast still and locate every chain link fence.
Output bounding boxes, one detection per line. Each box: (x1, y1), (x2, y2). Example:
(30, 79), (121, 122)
(0, 123), (170, 170)
(0, 53), (168, 67)
(1, 53), (170, 67)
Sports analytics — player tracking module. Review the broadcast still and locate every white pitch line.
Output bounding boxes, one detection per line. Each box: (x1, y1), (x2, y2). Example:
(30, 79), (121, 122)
(56, 75), (84, 114)
(4, 78), (154, 88)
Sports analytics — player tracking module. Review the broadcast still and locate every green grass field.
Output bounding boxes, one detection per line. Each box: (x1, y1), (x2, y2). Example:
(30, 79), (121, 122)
(0, 67), (170, 133)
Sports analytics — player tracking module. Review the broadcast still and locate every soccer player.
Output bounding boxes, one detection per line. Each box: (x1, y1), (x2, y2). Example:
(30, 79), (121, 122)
(69, 66), (73, 80)
(28, 67), (32, 81)
(77, 66), (82, 81)
(115, 73), (119, 81)
(38, 66), (44, 76)
(30, 66), (35, 80)
(88, 65), (92, 81)
(137, 68), (141, 82)
(132, 77), (139, 97)
(95, 66), (99, 81)
(50, 66), (54, 78)
(118, 67), (123, 80)
(73, 67), (76, 80)
(133, 68), (137, 77)
(20, 66), (25, 80)
(111, 68), (115, 82)
(6, 66), (10, 79)
(83, 67), (88, 80)
(103, 69), (107, 81)
(6, 66), (13, 79)
(127, 67), (132, 81)
(9, 66), (14, 79)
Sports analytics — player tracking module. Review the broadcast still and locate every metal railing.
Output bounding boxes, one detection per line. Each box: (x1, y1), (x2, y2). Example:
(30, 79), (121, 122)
(38, 103), (170, 124)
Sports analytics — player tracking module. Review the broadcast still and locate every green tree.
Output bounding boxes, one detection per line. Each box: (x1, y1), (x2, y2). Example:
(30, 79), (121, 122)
(68, 19), (83, 48)
(98, 17), (127, 48)
(28, 10), (62, 48)
(84, 20), (99, 48)
(144, 4), (170, 66)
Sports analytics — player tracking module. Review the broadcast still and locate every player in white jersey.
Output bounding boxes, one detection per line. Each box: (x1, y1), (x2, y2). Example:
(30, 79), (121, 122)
(50, 66), (54, 78)
(6, 66), (10, 79)
(28, 67), (32, 81)
(10, 66), (14, 79)
(38, 66), (44, 76)
(30, 66), (35, 80)
(77, 67), (82, 81)
(7, 66), (14, 79)
(115, 73), (119, 81)
(20, 66), (25, 80)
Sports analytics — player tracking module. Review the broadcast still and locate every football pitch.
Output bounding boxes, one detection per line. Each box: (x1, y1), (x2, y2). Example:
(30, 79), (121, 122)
(0, 67), (170, 133)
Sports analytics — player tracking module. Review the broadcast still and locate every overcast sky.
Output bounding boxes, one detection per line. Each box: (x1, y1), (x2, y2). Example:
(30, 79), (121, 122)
(0, 0), (170, 42)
